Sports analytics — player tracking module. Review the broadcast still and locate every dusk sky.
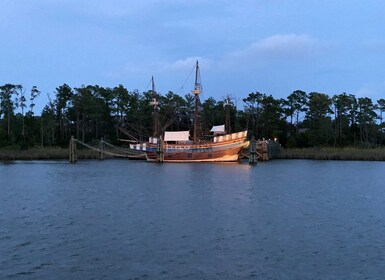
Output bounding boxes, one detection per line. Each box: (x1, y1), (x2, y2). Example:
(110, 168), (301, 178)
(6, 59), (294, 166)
(1, 0), (385, 113)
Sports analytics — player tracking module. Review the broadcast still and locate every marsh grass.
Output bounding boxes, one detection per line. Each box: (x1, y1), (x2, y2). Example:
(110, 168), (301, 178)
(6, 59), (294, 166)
(2, 146), (385, 161)
(276, 147), (385, 161)
(0, 147), (101, 160)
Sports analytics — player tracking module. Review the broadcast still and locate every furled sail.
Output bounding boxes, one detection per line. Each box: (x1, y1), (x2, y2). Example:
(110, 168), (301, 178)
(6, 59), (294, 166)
(210, 125), (226, 135)
(164, 131), (190, 142)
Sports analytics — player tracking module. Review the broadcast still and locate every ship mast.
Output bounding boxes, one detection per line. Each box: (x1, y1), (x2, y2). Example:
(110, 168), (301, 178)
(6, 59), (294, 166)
(224, 96), (231, 134)
(192, 60), (201, 144)
(149, 76), (159, 137)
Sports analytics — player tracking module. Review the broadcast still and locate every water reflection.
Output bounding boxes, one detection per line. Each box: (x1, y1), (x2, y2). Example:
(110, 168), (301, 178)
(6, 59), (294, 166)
(1, 159), (385, 279)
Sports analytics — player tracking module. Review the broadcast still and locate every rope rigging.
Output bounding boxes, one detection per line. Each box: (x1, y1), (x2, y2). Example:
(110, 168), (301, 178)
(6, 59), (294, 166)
(176, 63), (200, 95)
(74, 138), (145, 158)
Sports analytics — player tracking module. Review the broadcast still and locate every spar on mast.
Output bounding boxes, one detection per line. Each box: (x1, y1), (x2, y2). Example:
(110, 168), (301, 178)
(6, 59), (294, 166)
(192, 60), (202, 144)
(149, 76), (159, 137)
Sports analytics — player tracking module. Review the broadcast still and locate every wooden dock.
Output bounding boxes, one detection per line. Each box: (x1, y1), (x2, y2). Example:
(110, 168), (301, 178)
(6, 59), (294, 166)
(241, 139), (282, 164)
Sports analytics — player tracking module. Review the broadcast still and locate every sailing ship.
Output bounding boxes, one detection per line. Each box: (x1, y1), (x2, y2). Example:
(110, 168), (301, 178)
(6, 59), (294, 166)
(130, 61), (248, 162)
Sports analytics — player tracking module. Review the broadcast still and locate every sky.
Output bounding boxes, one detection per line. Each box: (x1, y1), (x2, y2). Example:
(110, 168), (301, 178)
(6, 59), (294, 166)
(1, 0), (385, 113)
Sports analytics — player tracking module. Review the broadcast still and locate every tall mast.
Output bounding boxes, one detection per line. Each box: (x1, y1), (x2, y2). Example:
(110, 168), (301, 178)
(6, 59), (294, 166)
(192, 60), (201, 144)
(224, 96), (231, 134)
(149, 76), (159, 137)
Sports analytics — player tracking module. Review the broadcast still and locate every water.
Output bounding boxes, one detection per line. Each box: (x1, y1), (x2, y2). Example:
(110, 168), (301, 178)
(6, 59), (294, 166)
(1, 159), (385, 279)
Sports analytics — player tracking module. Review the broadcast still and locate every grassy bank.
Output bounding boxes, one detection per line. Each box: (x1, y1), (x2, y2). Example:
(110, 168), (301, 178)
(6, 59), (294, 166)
(2, 146), (385, 161)
(0, 147), (102, 161)
(275, 147), (385, 161)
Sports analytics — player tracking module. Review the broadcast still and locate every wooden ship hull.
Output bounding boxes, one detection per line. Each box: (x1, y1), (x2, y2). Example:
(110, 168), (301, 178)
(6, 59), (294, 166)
(144, 131), (248, 163)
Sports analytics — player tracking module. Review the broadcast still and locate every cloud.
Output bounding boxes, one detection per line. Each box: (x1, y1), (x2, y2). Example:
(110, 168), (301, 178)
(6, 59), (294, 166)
(355, 81), (385, 100)
(165, 57), (212, 71)
(230, 34), (325, 60)
(120, 57), (212, 78)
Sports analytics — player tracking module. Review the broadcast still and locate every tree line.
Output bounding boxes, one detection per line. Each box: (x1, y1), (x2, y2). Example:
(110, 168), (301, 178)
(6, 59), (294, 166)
(1, 83), (385, 149)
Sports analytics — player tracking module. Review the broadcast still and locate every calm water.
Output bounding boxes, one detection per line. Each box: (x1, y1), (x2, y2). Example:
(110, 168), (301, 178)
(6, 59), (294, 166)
(1, 159), (385, 279)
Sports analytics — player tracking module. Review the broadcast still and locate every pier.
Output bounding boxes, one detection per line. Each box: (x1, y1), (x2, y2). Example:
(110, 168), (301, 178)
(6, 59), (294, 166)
(242, 139), (282, 164)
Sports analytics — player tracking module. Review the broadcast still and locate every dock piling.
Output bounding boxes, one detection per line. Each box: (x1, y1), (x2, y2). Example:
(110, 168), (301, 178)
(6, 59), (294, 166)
(99, 137), (105, 160)
(69, 135), (77, 163)
(249, 138), (257, 165)
(156, 136), (164, 163)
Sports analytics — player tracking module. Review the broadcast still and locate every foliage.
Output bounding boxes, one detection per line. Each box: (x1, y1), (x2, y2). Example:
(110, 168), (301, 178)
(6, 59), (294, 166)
(1, 83), (385, 150)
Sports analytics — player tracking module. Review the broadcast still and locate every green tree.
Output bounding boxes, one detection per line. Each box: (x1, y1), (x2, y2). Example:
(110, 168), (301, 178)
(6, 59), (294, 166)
(181, 93), (195, 132)
(54, 84), (74, 144)
(306, 92), (332, 126)
(259, 94), (284, 140)
(287, 90), (308, 135)
(15, 86), (27, 144)
(160, 91), (189, 132)
(304, 92), (333, 146)
(357, 97), (377, 145)
(0, 84), (21, 143)
(113, 85), (130, 123)
(377, 99), (385, 127)
(120, 90), (149, 142)
(40, 99), (56, 147)
(243, 92), (264, 138)
(72, 85), (106, 143)
(29, 86), (40, 116)
(377, 98), (385, 145)
(332, 93), (356, 146)
(202, 97), (220, 128)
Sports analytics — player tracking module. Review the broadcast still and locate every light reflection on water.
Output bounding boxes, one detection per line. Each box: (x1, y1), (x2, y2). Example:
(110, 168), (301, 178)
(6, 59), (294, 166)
(1, 159), (385, 279)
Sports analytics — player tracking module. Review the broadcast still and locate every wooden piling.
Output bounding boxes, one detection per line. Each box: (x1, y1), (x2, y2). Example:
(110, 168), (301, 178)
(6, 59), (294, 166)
(249, 138), (257, 165)
(99, 137), (105, 160)
(260, 138), (269, 161)
(156, 136), (164, 163)
(241, 138), (282, 162)
(69, 135), (77, 163)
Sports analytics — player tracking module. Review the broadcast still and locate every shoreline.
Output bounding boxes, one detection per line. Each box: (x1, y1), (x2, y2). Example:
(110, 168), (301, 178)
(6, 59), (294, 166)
(274, 147), (385, 161)
(1, 147), (385, 161)
(0, 147), (102, 161)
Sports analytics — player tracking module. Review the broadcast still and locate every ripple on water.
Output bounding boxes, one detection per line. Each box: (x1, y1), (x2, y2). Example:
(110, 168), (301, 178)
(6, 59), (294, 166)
(1, 160), (385, 279)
